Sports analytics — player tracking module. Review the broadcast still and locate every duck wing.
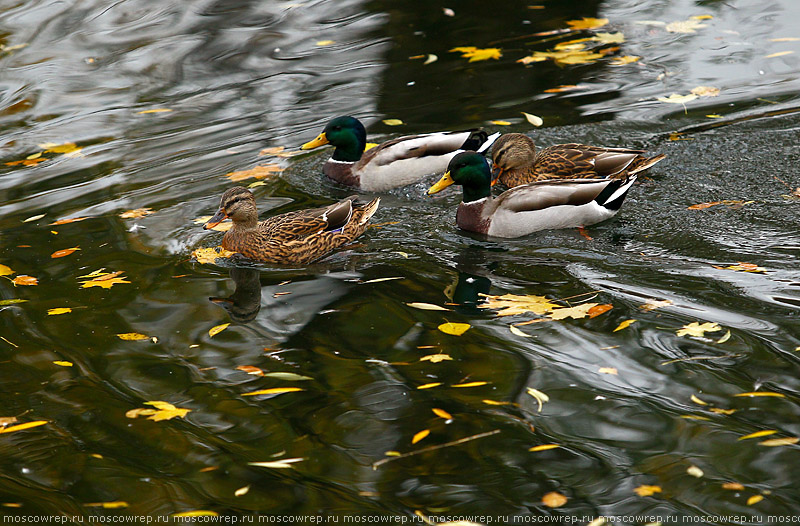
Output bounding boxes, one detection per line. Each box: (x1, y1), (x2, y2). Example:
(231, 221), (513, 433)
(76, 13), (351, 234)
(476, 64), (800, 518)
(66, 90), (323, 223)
(259, 197), (356, 240)
(490, 178), (612, 214)
(359, 130), (486, 168)
(535, 144), (647, 179)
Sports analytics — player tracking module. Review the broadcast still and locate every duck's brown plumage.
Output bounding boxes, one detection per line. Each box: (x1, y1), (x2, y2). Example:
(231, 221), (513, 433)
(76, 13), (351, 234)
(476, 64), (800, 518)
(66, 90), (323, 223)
(491, 133), (666, 188)
(203, 187), (379, 265)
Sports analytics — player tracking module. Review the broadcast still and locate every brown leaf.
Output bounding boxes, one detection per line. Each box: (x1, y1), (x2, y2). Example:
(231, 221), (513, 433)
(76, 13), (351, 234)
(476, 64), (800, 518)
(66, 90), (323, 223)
(634, 485), (662, 497)
(722, 482), (745, 491)
(541, 491), (568, 508)
(51, 247), (80, 258)
(588, 304), (613, 318)
(236, 365), (265, 376)
(225, 164), (283, 182)
(11, 275), (38, 286)
(49, 216), (89, 225)
(119, 208), (155, 219)
(691, 86), (720, 97)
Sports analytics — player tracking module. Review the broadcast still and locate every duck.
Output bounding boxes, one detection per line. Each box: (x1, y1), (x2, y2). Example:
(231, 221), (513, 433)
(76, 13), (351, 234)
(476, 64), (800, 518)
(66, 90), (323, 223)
(300, 115), (499, 192)
(490, 132), (665, 188)
(203, 186), (379, 265)
(428, 151), (640, 238)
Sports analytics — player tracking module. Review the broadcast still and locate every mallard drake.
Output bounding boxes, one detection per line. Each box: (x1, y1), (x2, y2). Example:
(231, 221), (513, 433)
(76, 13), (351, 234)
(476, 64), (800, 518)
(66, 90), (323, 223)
(490, 132), (665, 187)
(203, 187), (379, 265)
(428, 151), (640, 238)
(300, 115), (499, 192)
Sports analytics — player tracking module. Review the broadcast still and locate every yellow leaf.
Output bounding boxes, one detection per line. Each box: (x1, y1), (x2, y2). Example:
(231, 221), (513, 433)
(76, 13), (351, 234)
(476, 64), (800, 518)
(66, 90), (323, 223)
(566, 17), (608, 30)
(765, 51), (793, 58)
(480, 293), (559, 316)
(686, 465), (704, 478)
(716, 330), (731, 344)
(690, 394), (707, 405)
(452, 381), (487, 388)
(0, 299), (27, 306)
(634, 485), (662, 497)
(758, 437), (799, 447)
(47, 308), (72, 315)
(81, 271), (130, 289)
(0, 416), (19, 426)
(173, 511), (219, 518)
(482, 399), (510, 406)
(192, 246), (237, 264)
(432, 408), (452, 419)
(450, 47), (502, 62)
(364, 142), (379, 151)
(119, 208), (155, 219)
(126, 401), (191, 421)
(0, 264), (13, 276)
(53, 361), (73, 367)
(692, 14), (714, 20)
(0, 420), (48, 434)
(437, 322), (471, 336)
(491, 120), (512, 126)
(406, 302), (449, 311)
(12, 275), (38, 286)
(658, 93), (698, 104)
(721, 262), (767, 273)
(382, 119), (404, 126)
(734, 391), (785, 398)
(136, 108), (172, 114)
(49, 216), (89, 225)
(747, 495), (764, 505)
(666, 19), (708, 33)
(611, 55), (641, 65)
(771, 37), (800, 42)
(417, 382), (442, 389)
(526, 388), (549, 412)
(544, 85), (580, 93)
(117, 333), (149, 341)
(529, 444), (560, 452)
(84, 502), (129, 509)
(412, 429), (430, 444)
(676, 322), (721, 337)
(208, 323), (230, 337)
(225, 164), (282, 182)
(262, 372), (312, 381)
(315, 40), (335, 46)
(50, 247), (80, 258)
(722, 482), (745, 490)
(709, 407), (736, 415)
(419, 354), (452, 363)
(613, 319), (636, 332)
(541, 491), (568, 508)
(598, 367), (618, 375)
(509, 325), (532, 338)
(691, 86), (720, 97)
(641, 299), (672, 310)
(38, 142), (81, 155)
(549, 303), (597, 320)
(234, 485), (250, 497)
(423, 54), (438, 65)
(521, 112), (543, 126)
(384, 451), (401, 457)
(361, 277), (404, 284)
(706, 114), (723, 118)
(248, 458), (304, 468)
(242, 387), (304, 396)
(592, 32), (625, 44)
(555, 51), (604, 65)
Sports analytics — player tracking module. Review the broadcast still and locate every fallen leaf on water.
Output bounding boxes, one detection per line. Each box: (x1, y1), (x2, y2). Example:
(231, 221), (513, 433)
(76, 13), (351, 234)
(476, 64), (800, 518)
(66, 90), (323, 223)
(566, 17), (608, 30)
(263, 372), (312, 381)
(438, 322), (471, 336)
(691, 86), (720, 97)
(613, 319), (636, 332)
(722, 482), (745, 490)
(432, 408), (452, 420)
(544, 85), (580, 93)
(522, 112), (543, 126)
(423, 54), (438, 64)
(541, 491), (567, 508)
(452, 381), (488, 388)
(362, 277), (404, 284)
(84, 502), (129, 509)
(173, 511), (218, 518)
(687, 465), (704, 478)
(509, 325), (532, 338)
(81, 271), (129, 289)
(119, 208), (155, 219)
(758, 437), (798, 447)
(610, 55), (641, 65)
(676, 321), (721, 337)
(382, 119), (404, 126)
(715, 262), (766, 273)
(734, 391), (785, 398)
(747, 495), (764, 506)
(0, 299), (27, 305)
(480, 293), (559, 316)
(417, 382), (442, 389)
(406, 302), (449, 311)
(482, 399), (510, 406)
(234, 486), (250, 497)
(657, 93), (698, 105)
(0, 421), (48, 434)
(242, 387), (304, 396)
(191, 246), (237, 264)
(449, 46), (502, 62)
(412, 429), (430, 444)
(641, 299), (673, 311)
(126, 401), (190, 421)
(39, 142), (82, 156)
(598, 367), (618, 375)
(11, 275), (38, 286)
(225, 164), (283, 182)
(136, 108), (172, 114)
(771, 37), (800, 42)
(690, 394), (707, 406)
(529, 444), (560, 452)
(237, 365), (264, 376)
(491, 120), (512, 126)
(634, 485), (662, 497)
(316, 40), (335, 46)
(53, 361), (73, 367)
(0, 264), (13, 276)
(738, 431), (776, 442)
(22, 214), (45, 223)
(50, 216), (89, 226)
(666, 19), (708, 33)
(47, 308), (72, 315)
(51, 247), (80, 258)
(717, 331), (731, 344)
(709, 407), (736, 415)
(765, 51), (793, 58)
(549, 303), (598, 320)
(707, 114), (723, 118)
(587, 304), (613, 318)
(688, 201), (722, 210)
(117, 333), (149, 341)
(527, 388), (549, 412)
(248, 458), (304, 468)
(420, 354), (452, 363)
(209, 323), (229, 337)
(0, 416), (19, 427)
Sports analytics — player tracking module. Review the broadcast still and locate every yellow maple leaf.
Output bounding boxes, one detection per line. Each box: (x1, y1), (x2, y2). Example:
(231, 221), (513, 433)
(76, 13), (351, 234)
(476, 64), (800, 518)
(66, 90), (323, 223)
(0, 264), (13, 276)
(39, 142), (82, 155)
(479, 293), (559, 316)
(225, 164), (283, 182)
(613, 319), (636, 332)
(592, 32), (625, 44)
(191, 246), (237, 264)
(11, 275), (38, 286)
(419, 353), (453, 363)
(437, 322), (471, 336)
(566, 17), (608, 30)
(634, 485), (662, 497)
(676, 321), (722, 337)
(611, 55), (641, 65)
(81, 271), (130, 289)
(450, 46), (502, 62)
(549, 303), (598, 320)
(126, 401), (191, 421)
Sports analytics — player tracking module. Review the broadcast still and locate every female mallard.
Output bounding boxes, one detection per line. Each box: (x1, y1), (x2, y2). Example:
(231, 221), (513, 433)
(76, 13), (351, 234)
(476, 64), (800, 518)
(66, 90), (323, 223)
(203, 187), (379, 265)
(428, 151), (640, 238)
(490, 133), (665, 187)
(300, 115), (498, 192)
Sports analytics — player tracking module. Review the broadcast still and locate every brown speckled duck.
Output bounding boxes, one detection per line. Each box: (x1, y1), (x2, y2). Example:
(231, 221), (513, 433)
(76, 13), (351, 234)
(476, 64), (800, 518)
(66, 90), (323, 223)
(203, 187), (379, 265)
(490, 133), (665, 188)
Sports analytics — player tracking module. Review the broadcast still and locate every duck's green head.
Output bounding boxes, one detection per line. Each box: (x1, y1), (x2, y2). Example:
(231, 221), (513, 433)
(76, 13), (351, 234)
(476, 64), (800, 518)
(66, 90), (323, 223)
(428, 151), (492, 203)
(300, 116), (367, 162)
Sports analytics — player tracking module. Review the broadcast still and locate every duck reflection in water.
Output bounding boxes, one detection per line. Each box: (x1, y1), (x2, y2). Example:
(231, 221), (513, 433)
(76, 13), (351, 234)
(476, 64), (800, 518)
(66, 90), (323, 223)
(445, 247), (494, 314)
(209, 267), (262, 323)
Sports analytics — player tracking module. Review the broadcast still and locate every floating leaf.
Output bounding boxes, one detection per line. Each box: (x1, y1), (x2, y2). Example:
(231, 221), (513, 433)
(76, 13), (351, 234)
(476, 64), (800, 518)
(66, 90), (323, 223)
(735, 391), (785, 398)
(423, 54), (438, 64)
(709, 407), (736, 415)
(687, 465), (704, 478)
(437, 322), (471, 336)
(362, 277), (404, 284)
(22, 214), (45, 223)
(49, 216), (88, 226)
(707, 114), (723, 118)
(117, 333), (149, 341)
(691, 86), (720, 97)
(592, 32), (625, 44)
(641, 299), (673, 311)
(119, 208), (155, 219)
(53, 361), (73, 367)
(191, 246), (237, 264)
(549, 303), (598, 320)
(541, 491), (568, 508)
(526, 388), (549, 412)
(0, 420), (48, 434)
(48, 308), (72, 315)
(173, 511), (219, 518)
(0, 299), (27, 305)
(225, 164), (282, 182)
(126, 401), (190, 421)
(598, 367), (618, 375)
(666, 19), (708, 33)
(234, 485), (250, 497)
(248, 458), (304, 468)
(634, 485), (662, 497)
(432, 408), (452, 420)
(137, 108), (172, 114)
(522, 112), (543, 126)
(690, 394), (707, 406)
(419, 354), (452, 363)
(452, 381), (488, 388)
(716, 262), (766, 273)
(406, 302), (449, 311)
(209, 323), (230, 337)
(480, 293), (559, 316)
(0, 264), (13, 276)
(80, 271), (129, 289)
(382, 119), (404, 126)
(722, 482), (745, 490)
(449, 46), (502, 62)
(765, 51), (793, 58)
(236, 365), (264, 376)
(739, 430), (777, 441)
(758, 437), (799, 447)
(658, 93), (698, 104)
(529, 444), (560, 452)
(84, 502), (129, 509)
(544, 85), (580, 93)
(51, 247), (80, 258)
(491, 120), (512, 125)
(417, 382), (442, 389)
(412, 429), (430, 444)
(747, 495), (764, 506)
(676, 322), (721, 337)
(11, 275), (38, 286)
(717, 331), (731, 344)
(611, 55), (641, 65)
(509, 325), (532, 338)
(316, 40), (335, 46)
(613, 319), (636, 332)
(566, 17), (608, 30)
(242, 387), (304, 396)
(39, 142), (82, 156)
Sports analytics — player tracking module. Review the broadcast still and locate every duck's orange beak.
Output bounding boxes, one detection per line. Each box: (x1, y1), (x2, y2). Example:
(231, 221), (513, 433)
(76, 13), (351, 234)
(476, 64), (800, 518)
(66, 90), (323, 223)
(203, 208), (227, 230)
(491, 163), (502, 187)
(427, 171), (455, 195)
(300, 132), (329, 150)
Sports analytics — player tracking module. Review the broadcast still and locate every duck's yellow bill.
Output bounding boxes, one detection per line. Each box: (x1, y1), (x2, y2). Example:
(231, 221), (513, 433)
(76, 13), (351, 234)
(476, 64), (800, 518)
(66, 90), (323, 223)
(427, 171), (455, 195)
(203, 209), (227, 230)
(300, 132), (329, 150)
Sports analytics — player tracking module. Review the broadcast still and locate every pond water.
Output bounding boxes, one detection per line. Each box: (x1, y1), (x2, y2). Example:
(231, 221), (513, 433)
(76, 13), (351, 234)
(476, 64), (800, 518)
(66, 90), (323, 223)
(1, 0), (800, 522)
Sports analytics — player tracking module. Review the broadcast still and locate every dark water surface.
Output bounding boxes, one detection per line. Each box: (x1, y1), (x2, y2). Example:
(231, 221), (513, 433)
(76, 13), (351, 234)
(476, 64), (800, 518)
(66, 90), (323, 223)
(2, 0), (800, 522)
